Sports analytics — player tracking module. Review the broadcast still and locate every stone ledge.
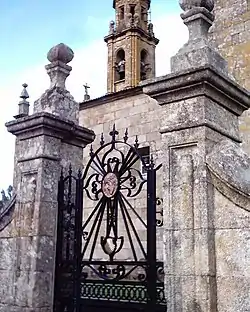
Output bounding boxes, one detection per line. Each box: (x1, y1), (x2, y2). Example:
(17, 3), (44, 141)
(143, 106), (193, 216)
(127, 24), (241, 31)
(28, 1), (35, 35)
(141, 65), (250, 116)
(5, 112), (95, 148)
(104, 27), (159, 45)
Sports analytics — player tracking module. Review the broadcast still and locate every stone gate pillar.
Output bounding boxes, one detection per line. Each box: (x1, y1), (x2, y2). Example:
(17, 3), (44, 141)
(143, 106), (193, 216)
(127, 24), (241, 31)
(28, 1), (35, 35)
(142, 1), (250, 311)
(0, 44), (95, 311)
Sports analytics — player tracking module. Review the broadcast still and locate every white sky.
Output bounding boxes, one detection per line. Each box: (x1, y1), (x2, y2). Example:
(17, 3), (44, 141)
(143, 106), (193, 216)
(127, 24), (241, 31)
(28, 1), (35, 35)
(0, 14), (188, 191)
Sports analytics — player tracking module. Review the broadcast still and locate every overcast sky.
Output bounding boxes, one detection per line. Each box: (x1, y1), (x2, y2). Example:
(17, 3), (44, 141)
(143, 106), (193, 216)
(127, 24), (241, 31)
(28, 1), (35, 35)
(0, 0), (188, 191)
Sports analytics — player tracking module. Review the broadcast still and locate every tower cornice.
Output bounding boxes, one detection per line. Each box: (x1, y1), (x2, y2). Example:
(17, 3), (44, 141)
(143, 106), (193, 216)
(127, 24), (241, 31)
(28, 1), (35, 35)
(113, 0), (151, 9)
(104, 27), (159, 45)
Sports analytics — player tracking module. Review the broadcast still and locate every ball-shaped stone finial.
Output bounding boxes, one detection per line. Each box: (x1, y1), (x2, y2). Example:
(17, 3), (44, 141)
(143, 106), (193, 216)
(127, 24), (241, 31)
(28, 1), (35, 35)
(47, 43), (74, 64)
(179, 0), (214, 12)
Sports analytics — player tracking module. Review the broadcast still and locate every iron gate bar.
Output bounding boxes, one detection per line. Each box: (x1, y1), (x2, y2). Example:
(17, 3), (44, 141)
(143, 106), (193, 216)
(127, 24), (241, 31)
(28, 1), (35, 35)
(74, 171), (83, 312)
(147, 164), (157, 310)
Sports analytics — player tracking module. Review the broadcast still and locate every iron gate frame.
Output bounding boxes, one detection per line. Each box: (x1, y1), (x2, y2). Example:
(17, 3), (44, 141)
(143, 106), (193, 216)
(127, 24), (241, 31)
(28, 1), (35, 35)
(53, 126), (166, 312)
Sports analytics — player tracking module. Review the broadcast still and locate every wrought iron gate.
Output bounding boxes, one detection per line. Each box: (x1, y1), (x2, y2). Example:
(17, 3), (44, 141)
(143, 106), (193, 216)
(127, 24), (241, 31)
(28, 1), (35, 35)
(54, 126), (166, 312)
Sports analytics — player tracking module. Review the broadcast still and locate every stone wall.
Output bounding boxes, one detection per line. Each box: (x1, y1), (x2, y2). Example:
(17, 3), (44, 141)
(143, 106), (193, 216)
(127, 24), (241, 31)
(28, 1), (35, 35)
(211, 0), (250, 154)
(206, 139), (250, 312)
(214, 190), (250, 312)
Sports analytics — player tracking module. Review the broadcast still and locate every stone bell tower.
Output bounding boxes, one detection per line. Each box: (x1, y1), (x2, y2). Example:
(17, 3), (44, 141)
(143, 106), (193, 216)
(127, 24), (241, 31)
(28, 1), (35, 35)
(105, 0), (159, 93)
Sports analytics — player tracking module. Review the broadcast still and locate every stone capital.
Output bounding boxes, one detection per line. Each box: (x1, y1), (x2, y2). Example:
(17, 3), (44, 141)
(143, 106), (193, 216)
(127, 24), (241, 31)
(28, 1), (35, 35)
(141, 66), (250, 142)
(5, 112), (95, 148)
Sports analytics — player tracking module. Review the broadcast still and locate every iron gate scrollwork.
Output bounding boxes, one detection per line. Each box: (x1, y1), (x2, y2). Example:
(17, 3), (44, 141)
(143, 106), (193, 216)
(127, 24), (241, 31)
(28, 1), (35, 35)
(54, 125), (166, 312)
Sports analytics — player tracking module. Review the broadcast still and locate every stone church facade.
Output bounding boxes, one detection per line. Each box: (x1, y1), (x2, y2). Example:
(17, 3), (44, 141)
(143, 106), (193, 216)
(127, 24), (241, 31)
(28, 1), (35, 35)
(0, 0), (249, 312)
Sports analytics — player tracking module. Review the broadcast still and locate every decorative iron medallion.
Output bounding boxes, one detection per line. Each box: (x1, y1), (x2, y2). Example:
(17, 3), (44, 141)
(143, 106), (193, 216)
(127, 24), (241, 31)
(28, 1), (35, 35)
(102, 173), (118, 198)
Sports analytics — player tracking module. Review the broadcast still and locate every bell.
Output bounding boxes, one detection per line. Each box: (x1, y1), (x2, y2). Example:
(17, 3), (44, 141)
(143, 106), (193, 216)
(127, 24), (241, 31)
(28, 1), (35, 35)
(118, 60), (125, 73)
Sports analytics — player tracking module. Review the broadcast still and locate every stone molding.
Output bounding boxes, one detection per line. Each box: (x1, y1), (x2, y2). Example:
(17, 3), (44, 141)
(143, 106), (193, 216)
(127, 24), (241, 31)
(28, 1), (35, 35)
(104, 27), (159, 45)
(6, 111), (95, 147)
(141, 65), (250, 116)
(206, 139), (250, 212)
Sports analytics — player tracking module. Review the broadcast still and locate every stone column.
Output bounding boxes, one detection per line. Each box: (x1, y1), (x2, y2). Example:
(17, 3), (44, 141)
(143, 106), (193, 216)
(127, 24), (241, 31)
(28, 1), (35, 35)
(141, 1), (250, 311)
(0, 44), (95, 311)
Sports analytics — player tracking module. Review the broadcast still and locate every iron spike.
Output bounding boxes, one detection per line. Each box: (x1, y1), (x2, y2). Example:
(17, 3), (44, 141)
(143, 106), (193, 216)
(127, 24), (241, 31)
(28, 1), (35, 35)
(77, 168), (82, 178)
(150, 154), (155, 167)
(134, 135), (139, 149)
(109, 124), (119, 142)
(100, 133), (105, 146)
(69, 164), (72, 176)
(124, 128), (128, 143)
(90, 144), (94, 156)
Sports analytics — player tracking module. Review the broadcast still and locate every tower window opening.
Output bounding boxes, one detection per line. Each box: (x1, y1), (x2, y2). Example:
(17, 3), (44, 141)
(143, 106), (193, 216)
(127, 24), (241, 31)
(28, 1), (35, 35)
(115, 49), (125, 81)
(130, 5), (136, 16)
(141, 6), (147, 22)
(140, 49), (149, 80)
(120, 6), (125, 19)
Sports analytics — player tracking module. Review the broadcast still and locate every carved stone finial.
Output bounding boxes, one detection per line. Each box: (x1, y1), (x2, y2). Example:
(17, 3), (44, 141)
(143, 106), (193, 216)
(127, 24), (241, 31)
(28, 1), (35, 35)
(134, 13), (140, 27)
(45, 43), (74, 89)
(109, 20), (115, 34)
(148, 23), (154, 37)
(47, 43), (74, 64)
(127, 13), (133, 27)
(20, 83), (29, 100)
(171, 0), (227, 74)
(179, 0), (215, 41)
(179, 0), (214, 12)
(14, 83), (30, 119)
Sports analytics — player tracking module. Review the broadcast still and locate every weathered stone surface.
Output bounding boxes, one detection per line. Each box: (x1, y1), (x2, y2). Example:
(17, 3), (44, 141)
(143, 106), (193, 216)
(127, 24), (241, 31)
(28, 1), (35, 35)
(141, 65), (250, 117)
(210, 0), (250, 157)
(213, 187), (250, 312)
(217, 276), (250, 312)
(179, 0), (214, 11)
(206, 139), (250, 210)
(33, 88), (79, 123)
(172, 0), (228, 76)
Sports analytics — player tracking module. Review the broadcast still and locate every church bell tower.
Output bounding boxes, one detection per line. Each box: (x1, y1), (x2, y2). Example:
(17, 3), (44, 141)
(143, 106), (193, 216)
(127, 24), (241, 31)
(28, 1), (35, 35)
(105, 0), (159, 93)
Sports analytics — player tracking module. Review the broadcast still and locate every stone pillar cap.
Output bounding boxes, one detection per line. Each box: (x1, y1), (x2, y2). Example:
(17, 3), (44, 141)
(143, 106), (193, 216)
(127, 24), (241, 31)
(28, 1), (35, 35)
(171, 0), (228, 75)
(45, 43), (74, 90)
(179, 0), (214, 12)
(47, 43), (74, 64)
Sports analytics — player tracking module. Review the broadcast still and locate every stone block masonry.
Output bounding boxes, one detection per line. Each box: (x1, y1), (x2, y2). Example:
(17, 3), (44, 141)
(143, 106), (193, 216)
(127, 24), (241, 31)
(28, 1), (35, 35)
(210, 0), (250, 155)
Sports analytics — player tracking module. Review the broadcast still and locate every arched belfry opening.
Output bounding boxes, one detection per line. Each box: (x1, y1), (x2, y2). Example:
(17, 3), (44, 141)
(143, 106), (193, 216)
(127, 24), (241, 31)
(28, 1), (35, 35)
(115, 49), (125, 81)
(140, 49), (149, 80)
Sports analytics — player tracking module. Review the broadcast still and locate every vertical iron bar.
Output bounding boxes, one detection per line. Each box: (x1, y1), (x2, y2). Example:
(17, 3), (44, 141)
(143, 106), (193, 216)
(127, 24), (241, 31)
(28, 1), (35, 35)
(53, 173), (64, 311)
(73, 175), (83, 312)
(147, 167), (157, 312)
